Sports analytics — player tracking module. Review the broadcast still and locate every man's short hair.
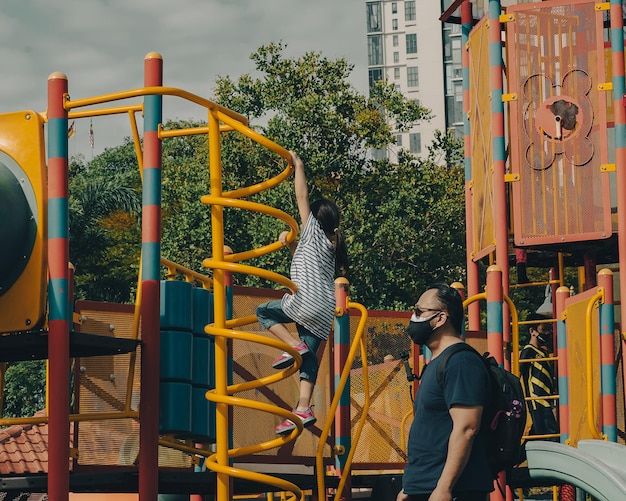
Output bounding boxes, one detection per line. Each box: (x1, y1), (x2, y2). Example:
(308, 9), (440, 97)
(426, 282), (464, 333)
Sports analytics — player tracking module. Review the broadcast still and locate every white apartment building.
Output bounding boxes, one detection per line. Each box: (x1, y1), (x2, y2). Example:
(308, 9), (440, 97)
(366, 0), (449, 161)
(365, 0), (496, 162)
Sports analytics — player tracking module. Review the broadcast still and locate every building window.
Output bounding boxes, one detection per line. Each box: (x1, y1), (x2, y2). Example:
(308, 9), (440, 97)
(366, 2), (382, 32)
(393, 51), (400, 63)
(393, 35), (399, 47)
(369, 68), (384, 88)
(409, 133), (421, 154)
(392, 2), (398, 14)
(394, 67), (401, 79)
(406, 33), (417, 54)
(396, 134), (403, 147)
(372, 147), (387, 161)
(368, 35), (383, 66)
(405, 1), (416, 21)
(392, 19), (398, 30)
(452, 38), (462, 65)
(407, 66), (419, 87)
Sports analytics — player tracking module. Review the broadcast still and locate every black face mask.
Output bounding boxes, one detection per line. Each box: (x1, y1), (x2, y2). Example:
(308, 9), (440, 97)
(537, 332), (553, 348)
(407, 312), (439, 345)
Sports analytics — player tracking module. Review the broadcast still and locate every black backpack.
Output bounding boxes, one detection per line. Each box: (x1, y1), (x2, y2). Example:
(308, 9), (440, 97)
(435, 342), (527, 478)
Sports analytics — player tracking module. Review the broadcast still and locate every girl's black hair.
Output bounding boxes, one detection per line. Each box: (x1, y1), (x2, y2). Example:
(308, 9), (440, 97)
(310, 198), (349, 276)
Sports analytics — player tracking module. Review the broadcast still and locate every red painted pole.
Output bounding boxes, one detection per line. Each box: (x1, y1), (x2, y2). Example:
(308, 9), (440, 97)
(47, 71), (71, 501)
(333, 277), (351, 500)
(555, 286), (570, 443)
(139, 52), (163, 501)
(598, 269), (616, 441)
(486, 265), (505, 501)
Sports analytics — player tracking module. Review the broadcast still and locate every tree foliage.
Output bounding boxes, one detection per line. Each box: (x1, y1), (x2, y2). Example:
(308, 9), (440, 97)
(2, 361), (46, 418)
(66, 41), (466, 313)
(68, 142), (141, 302)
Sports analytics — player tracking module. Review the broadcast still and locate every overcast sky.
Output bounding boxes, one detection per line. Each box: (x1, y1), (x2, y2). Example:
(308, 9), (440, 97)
(1, 0), (368, 159)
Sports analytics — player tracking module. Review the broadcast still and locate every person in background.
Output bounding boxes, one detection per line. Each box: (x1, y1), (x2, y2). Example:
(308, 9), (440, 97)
(256, 151), (348, 435)
(519, 313), (559, 439)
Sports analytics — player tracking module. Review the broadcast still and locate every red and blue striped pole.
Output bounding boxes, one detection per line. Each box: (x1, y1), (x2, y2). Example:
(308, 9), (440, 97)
(139, 52), (163, 501)
(47, 71), (71, 501)
(486, 265), (506, 501)
(610, 0), (626, 359)
(462, 0), (480, 331)
(598, 269), (616, 441)
(486, 265), (504, 366)
(334, 277), (351, 498)
(488, 0), (508, 281)
(555, 286), (570, 444)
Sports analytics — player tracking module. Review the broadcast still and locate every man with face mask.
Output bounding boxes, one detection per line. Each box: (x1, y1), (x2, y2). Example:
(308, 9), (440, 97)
(519, 313), (559, 439)
(397, 283), (493, 501)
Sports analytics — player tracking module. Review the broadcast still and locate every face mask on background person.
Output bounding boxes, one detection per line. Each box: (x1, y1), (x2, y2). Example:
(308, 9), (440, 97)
(537, 330), (553, 348)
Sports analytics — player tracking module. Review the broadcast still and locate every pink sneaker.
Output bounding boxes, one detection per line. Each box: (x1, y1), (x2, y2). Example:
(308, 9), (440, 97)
(272, 340), (310, 369)
(275, 407), (317, 435)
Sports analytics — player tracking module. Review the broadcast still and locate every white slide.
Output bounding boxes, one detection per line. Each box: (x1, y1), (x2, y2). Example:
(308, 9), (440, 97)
(525, 440), (626, 501)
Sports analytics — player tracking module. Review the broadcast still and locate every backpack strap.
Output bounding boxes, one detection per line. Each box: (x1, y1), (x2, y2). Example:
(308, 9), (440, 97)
(435, 342), (483, 385)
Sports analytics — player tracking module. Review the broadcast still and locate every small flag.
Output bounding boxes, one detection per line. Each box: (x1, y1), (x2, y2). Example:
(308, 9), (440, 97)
(89, 121), (94, 149)
(67, 120), (75, 138)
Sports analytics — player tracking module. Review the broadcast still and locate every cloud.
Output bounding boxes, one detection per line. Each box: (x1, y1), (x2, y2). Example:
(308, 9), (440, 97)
(0, 0), (368, 157)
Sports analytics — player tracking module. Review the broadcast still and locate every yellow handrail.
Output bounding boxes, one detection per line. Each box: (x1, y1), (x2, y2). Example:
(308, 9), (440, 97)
(462, 292), (521, 375)
(315, 302), (369, 501)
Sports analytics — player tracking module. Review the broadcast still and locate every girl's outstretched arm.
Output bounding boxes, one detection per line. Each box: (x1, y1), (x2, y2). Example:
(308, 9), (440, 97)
(291, 151), (311, 225)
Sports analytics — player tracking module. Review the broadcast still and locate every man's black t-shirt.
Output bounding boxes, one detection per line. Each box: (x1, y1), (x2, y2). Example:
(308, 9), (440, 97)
(403, 344), (494, 495)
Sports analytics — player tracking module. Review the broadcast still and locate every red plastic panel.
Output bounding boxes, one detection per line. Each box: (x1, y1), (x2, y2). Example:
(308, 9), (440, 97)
(506, 0), (611, 246)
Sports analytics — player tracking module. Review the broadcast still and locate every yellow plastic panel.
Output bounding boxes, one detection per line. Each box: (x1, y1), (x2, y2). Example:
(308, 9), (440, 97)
(0, 111), (47, 332)
(565, 289), (601, 446)
(468, 17), (496, 261)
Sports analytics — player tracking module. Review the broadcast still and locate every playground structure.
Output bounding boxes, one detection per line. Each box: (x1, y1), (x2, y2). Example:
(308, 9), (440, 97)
(0, 0), (625, 500)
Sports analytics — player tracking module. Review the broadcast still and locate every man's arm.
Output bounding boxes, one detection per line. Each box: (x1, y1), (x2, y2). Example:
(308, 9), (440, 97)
(429, 404), (483, 501)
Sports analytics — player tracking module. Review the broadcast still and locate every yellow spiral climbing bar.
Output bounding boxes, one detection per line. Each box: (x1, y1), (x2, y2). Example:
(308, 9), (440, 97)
(63, 80), (324, 500)
(199, 96), (311, 501)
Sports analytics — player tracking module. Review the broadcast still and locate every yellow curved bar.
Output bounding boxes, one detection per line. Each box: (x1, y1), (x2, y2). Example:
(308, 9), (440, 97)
(68, 103), (143, 119)
(585, 290), (604, 440)
(200, 196), (299, 263)
(201, 383), (306, 501)
(66, 85), (249, 125)
(215, 110), (291, 165)
(463, 292), (487, 309)
(463, 292), (523, 375)
(315, 302), (369, 500)
(224, 314), (259, 329)
(202, 259), (297, 292)
(204, 326), (302, 393)
(161, 257), (213, 288)
(332, 302), (370, 501)
(503, 294), (520, 375)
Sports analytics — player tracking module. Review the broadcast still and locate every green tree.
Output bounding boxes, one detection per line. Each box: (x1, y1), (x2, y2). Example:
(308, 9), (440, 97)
(69, 143), (141, 302)
(67, 42), (465, 313)
(2, 361), (46, 418)
(207, 41), (463, 306)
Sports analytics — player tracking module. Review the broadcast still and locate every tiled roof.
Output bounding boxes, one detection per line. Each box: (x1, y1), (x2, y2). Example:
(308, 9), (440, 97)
(0, 410), (60, 475)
